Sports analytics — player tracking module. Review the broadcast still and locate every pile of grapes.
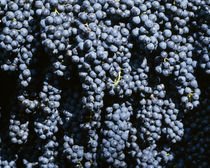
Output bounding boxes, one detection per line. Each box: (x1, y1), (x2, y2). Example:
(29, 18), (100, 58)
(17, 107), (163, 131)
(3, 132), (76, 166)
(0, 0), (209, 167)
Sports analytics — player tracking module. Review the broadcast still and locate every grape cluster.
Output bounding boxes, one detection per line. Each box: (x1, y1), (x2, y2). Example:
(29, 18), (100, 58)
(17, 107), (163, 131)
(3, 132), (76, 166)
(100, 103), (132, 167)
(0, 0), (209, 168)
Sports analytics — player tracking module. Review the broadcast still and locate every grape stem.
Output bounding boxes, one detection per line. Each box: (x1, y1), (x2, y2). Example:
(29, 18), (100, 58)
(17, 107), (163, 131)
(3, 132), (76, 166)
(113, 71), (122, 87)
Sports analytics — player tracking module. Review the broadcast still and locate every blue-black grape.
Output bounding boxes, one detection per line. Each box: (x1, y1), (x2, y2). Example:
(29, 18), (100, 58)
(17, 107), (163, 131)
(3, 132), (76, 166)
(0, 0), (209, 167)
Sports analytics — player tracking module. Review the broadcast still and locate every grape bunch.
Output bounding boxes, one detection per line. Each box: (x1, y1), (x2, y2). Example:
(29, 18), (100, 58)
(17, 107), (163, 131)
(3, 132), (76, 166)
(0, 0), (209, 168)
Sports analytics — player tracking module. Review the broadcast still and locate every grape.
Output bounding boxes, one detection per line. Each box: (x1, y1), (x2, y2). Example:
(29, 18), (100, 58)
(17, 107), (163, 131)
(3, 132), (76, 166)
(0, 0), (209, 167)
